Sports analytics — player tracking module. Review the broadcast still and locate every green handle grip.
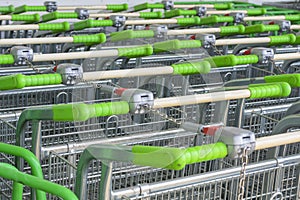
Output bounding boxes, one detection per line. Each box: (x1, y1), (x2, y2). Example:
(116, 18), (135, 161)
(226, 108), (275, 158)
(0, 54), (15, 65)
(248, 82), (291, 99)
(52, 101), (129, 121)
(264, 74), (300, 88)
(14, 5), (47, 14)
(285, 14), (300, 21)
(118, 44), (153, 58)
(42, 12), (78, 22)
(295, 35), (300, 45)
(200, 16), (234, 25)
(220, 25), (245, 36)
(176, 17), (201, 26)
(153, 39), (201, 53)
(164, 9), (197, 18)
(171, 60), (211, 75)
(0, 73), (62, 90)
(74, 19), (114, 30)
(269, 34), (296, 46)
(0, 5), (15, 14)
(38, 22), (70, 32)
(106, 4), (128, 11)
(213, 3), (234, 10)
(110, 30), (154, 42)
(206, 54), (259, 67)
(244, 24), (280, 34)
(132, 142), (227, 170)
(245, 8), (267, 16)
(73, 33), (106, 44)
(11, 14), (40, 22)
(134, 3), (164, 12)
(139, 11), (163, 19)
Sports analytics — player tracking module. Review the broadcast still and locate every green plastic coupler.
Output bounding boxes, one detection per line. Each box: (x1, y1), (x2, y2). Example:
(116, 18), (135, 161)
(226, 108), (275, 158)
(0, 33), (106, 46)
(0, 163), (78, 200)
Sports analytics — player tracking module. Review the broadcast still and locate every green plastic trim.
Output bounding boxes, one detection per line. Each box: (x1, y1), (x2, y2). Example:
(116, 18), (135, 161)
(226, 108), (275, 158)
(171, 60), (211, 75)
(153, 39), (201, 53)
(42, 12), (78, 22)
(220, 25), (245, 36)
(164, 9), (197, 18)
(269, 34), (296, 46)
(0, 5), (15, 14)
(132, 142), (227, 170)
(38, 22), (70, 32)
(285, 14), (300, 21)
(294, 35), (300, 44)
(245, 8), (267, 16)
(110, 30), (154, 42)
(11, 14), (40, 22)
(14, 5), (47, 14)
(176, 17), (201, 26)
(52, 101), (129, 122)
(140, 11), (163, 19)
(0, 73), (63, 90)
(0, 163), (78, 200)
(73, 33), (106, 44)
(73, 19), (114, 30)
(0, 54), (15, 65)
(118, 44), (153, 58)
(213, 3), (234, 10)
(0, 142), (46, 200)
(134, 3), (164, 12)
(106, 4), (128, 11)
(244, 24), (280, 34)
(205, 54), (259, 67)
(248, 82), (291, 99)
(200, 16), (234, 25)
(264, 74), (300, 88)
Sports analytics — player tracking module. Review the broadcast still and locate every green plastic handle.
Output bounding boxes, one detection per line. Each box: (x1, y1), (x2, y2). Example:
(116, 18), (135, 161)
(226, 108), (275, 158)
(200, 16), (234, 25)
(244, 24), (280, 34)
(0, 74), (62, 90)
(176, 17), (201, 26)
(139, 11), (163, 19)
(248, 82), (291, 99)
(220, 25), (245, 36)
(74, 19), (114, 30)
(14, 5), (47, 14)
(285, 14), (300, 21)
(118, 44), (153, 58)
(205, 54), (259, 67)
(42, 12), (78, 22)
(52, 101), (129, 121)
(164, 9), (197, 18)
(245, 8), (267, 16)
(73, 33), (106, 44)
(294, 35), (300, 45)
(264, 74), (300, 88)
(106, 4), (128, 11)
(11, 14), (40, 22)
(38, 22), (70, 32)
(0, 5), (15, 14)
(0, 54), (15, 65)
(132, 142), (227, 170)
(171, 60), (211, 75)
(153, 39), (201, 53)
(110, 30), (154, 42)
(134, 3), (164, 12)
(213, 3), (234, 10)
(269, 34), (296, 46)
